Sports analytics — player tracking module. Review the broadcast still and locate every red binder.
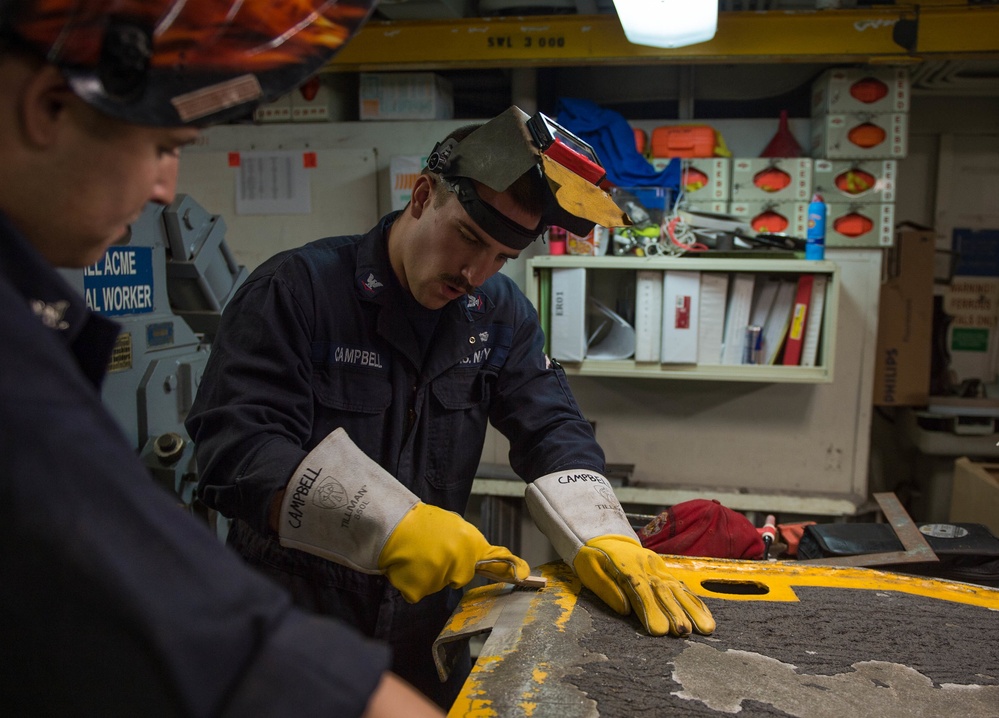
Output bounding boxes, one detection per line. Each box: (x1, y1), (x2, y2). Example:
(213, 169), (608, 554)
(782, 274), (814, 366)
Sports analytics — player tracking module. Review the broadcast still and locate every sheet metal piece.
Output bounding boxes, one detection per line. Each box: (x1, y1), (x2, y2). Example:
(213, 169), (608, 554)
(798, 492), (939, 567)
(435, 574), (548, 682)
(439, 557), (999, 718)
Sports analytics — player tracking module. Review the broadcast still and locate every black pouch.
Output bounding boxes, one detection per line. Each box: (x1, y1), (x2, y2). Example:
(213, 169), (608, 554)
(798, 522), (999, 587)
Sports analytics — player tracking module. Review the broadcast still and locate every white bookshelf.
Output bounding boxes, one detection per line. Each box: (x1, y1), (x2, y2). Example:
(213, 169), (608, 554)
(527, 254), (839, 383)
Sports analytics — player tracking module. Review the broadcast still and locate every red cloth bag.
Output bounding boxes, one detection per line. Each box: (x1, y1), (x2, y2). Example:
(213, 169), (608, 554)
(637, 499), (765, 560)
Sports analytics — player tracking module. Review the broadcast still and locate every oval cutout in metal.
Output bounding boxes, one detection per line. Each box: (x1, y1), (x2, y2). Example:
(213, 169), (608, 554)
(701, 579), (771, 596)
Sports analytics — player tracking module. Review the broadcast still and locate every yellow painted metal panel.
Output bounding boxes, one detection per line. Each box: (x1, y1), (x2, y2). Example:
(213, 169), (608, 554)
(326, 7), (999, 71)
(918, 6), (999, 56)
(442, 559), (999, 717)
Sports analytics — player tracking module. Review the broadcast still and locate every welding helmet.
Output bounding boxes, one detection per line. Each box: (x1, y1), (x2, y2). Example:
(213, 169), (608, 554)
(0, 0), (376, 127)
(424, 106), (632, 250)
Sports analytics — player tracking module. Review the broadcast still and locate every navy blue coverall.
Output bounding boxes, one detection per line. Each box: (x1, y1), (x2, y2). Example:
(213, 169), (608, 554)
(0, 211), (391, 716)
(186, 211), (605, 707)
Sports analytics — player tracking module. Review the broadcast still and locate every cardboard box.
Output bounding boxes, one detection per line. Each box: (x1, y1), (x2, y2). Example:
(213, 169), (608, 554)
(950, 457), (999, 535)
(873, 227), (935, 406)
(812, 159), (897, 203)
(731, 158), (812, 202)
(728, 200), (808, 237)
(812, 67), (911, 115)
(389, 155), (429, 211)
(652, 157), (731, 202)
(825, 201), (896, 248)
(359, 73), (453, 120)
(811, 113), (908, 159)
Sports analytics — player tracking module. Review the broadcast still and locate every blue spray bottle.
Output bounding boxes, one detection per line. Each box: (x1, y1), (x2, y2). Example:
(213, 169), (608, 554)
(806, 193), (826, 260)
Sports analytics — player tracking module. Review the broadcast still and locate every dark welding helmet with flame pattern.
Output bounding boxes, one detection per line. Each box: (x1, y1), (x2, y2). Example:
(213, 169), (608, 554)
(1, 0), (376, 126)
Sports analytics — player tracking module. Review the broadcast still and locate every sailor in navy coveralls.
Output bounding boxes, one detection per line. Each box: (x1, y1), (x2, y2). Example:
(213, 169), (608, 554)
(187, 108), (716, 708)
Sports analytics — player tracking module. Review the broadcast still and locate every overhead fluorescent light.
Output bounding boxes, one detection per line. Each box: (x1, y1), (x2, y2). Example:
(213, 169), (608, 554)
(612, 0), (718, 49)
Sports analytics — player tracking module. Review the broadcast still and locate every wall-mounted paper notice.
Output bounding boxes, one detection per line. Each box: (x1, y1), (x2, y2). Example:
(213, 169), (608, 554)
(235, 151), (311, 215)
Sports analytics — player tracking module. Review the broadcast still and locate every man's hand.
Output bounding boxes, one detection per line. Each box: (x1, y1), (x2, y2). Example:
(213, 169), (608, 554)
(525, 468), (717, 637)
(574, 534), (715, 636)
(379, 502), (529, 603)
(277, 428), (528, 602)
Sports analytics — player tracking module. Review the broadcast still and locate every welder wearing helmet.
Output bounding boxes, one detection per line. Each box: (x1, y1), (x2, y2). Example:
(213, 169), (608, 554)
(0, 1), (446, 715)
(186, 106), (716, 709)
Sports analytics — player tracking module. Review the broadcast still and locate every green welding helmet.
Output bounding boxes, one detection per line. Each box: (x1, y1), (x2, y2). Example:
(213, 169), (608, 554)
(424, 106), (632, 250)
(1, 0), (376, 127)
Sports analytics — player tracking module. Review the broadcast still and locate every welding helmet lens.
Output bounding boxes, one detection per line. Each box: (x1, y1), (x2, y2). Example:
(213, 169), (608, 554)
(424, 106), (630, 249)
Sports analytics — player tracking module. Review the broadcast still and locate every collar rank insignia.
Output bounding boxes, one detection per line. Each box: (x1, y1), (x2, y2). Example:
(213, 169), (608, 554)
(465, 292), (485, 313)
(359, 272), (384, 294)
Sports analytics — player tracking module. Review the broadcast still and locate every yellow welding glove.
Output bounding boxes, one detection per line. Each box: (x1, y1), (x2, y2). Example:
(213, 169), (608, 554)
(378, 502), (529, 603)
(279, 428), (528, 604)
(525, 469), (715, 637)
(574, 534), (715, 636)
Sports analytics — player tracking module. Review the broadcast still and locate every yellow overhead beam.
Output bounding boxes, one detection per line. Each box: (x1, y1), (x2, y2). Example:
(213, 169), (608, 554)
(326, 6), (999, 71)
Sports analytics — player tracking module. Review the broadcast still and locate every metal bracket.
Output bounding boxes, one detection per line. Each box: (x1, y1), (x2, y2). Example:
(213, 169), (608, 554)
(798, 492), (939, 568)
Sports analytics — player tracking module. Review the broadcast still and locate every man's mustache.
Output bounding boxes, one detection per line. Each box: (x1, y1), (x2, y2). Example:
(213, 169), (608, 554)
(439, 273), (473, 294)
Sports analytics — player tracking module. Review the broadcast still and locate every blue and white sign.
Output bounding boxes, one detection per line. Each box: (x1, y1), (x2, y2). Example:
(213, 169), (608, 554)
(83, 246), (155, 317)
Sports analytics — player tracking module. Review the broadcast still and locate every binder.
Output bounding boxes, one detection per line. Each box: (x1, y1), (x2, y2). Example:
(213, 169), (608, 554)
(721, 273), (756, 365)
(750, 278), (781, 331)
(539, 268), (551, 355)
(697, 272), (728, 365)
(550, 267), (587, 362)
(634, 270), (664, 362)
(800, 274), (827, 367)
(761, 279), (798, 365)
(661, 270), (700, 364)
(782, 274), (815, 366)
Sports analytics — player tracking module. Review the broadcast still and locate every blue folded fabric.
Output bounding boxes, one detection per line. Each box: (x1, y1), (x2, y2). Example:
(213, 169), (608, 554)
(556, 97), (680, 195)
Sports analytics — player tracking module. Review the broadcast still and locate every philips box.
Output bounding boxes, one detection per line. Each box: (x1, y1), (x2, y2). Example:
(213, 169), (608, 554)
(359, 73), (454, 120)
(730, 158), (812, 202)
(873, 227), (935, 406)
(812, 159), (897, 203)
(812, 67), (910, 115)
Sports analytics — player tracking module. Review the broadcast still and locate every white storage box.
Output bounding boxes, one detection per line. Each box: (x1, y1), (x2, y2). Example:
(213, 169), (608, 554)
(825, 201), (896, 248)
(811, 113), (908, 159)
(812, 159), (897, 203)
(359, 73), (454, 120)
(812, 67), (910, 115)
(730, 158), (812, 202)
(728, 200), (808, 238)
(652, 157), (731, 202)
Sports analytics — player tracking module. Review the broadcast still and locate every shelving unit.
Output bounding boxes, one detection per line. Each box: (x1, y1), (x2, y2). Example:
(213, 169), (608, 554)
(526, 254), (839, 383)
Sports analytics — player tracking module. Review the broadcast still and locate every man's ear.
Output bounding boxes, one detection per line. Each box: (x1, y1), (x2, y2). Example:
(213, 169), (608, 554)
(19, 64), (75, 148)
(409, 174), (435, 219)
